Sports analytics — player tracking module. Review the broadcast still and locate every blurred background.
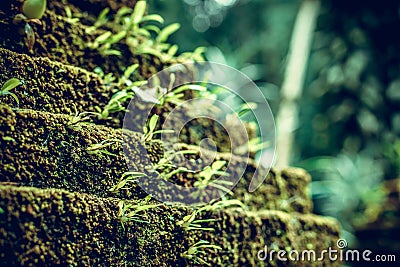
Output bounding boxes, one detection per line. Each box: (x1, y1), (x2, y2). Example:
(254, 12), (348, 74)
(150, 0), (400, 262)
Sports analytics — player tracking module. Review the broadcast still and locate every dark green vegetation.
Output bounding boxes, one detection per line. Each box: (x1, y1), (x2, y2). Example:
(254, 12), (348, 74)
(1, 0), (340, 266)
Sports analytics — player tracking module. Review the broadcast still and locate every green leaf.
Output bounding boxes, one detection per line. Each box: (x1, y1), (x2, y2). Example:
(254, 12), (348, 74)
(124, 64), (139, 80)
(143, 25), (161, 34)
(148, 114), (159, 133)
(157, 23), (180, 43)
(136, 28), (151, 37)
(96, 8), (110, 26)
(1, 78), (21, 92)
(65, 6), (72, 18)
(132, 1), (147, 25)
(137, 47), (164, 59)
(96, 31), (112, 44)
(167, 44), (179, 56)
(102, 49), (122, 56)
(212, 160), (226, 171)
(173, 84), (206, 94)
(108, 31), (127, 45)
(192, 47), (206, 61)
(141, 14), (164, 24)
(8, 92), (20, 105)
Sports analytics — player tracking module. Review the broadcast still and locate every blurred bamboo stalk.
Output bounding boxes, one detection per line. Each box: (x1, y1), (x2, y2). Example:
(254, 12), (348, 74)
(275, 0), (321, 168)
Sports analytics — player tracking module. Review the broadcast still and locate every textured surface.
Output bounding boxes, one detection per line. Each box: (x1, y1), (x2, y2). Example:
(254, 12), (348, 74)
(0, 0), (340, 266)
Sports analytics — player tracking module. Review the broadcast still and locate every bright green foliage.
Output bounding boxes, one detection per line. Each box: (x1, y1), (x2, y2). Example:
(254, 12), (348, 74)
(182, 240), (222, 266)
(0, 78), (21, 105)
(86, 1), (205, 62)
(193, 160), (233, 196)
(22, 0), (47, 19)
(117, 197), (161, 229)
(109, 171), (147, 193)
(86, 138), (122, 157)
(141, 114), (174, 142)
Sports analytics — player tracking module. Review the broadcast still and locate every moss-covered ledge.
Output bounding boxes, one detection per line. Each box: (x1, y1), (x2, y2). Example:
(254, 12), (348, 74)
(0, 185), (340, 266)
(0, 105), (311, 212)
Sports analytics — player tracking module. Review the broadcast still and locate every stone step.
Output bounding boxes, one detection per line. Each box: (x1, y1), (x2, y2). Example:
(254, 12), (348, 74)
(1, 0), (163, 78)
(0, 104), (312, 213)
(0, 48), (112, 116)
(0, 185), (340, 266)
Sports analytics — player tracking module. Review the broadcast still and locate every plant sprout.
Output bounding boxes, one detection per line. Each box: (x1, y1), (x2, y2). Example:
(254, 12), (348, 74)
(181, 240), (222, 266)
(117, 198), (161, 229)
(67, 104), (101, 128)
(177, 199), (245, 232)
(86, 1), (204, 62)
(86, 138), (122, 157)
(141, 114), (174, 142)
(109, 171), (147, 193)
(13, 0), (47, 51)
(0, 78), (21, 105)
(193, 160), (234, 196)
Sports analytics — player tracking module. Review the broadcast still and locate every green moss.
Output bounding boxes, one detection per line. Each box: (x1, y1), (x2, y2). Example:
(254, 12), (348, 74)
(0, 0), (340, 265)
(0, 185), (340, 266)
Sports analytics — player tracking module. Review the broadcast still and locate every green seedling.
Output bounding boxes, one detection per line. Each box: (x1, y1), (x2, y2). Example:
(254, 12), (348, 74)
(193, 160), (233, 196)
(182, 240), (222, 266)
(67, 104), (101, 129)
(0, 78), (21, 105)
(156, 73), (207, 106)
(177, 198), (246, 231)
(64, 6), (80, 24)
(118, 199), (161, 229)
(13, 0), (47, 51)
(87, 138), (122, 157)
(141, 114), (174, 142)
(95, 90), (134, 120)
(176, 209), (216, 232)
(110, 171), (147, 193)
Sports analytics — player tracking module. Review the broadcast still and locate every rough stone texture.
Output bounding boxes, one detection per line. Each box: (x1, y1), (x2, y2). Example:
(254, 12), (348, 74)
(0, 0), (340, 266)
(0, 186), (340, 266)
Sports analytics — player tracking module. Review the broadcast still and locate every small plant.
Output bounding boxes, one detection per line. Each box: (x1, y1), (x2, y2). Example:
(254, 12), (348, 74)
(177, 199), (245, 232)
(64, 6), (80, 25)
(141, 114), (174, 142)
(95, 90), (134, 120)
(86, 138), (122, 157)
(67, 104), (101, 129)
(233, 136), (270, 155)
(181, 240), (222, 266)
(117, 197), (161, 229)
(13, 0), (47, 52)
(86, 1), (205, 63)
(109, 171), (147, 193)
(193, 160), (234, 196)
(0, 78), (21, 105)
(157, 74), (207, 106)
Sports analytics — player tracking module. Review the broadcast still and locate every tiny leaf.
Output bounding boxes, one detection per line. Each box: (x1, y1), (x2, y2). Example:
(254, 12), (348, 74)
(2, 78), (21, 92)
(157, 23), (180, 43)
(132, 1), (147, 24)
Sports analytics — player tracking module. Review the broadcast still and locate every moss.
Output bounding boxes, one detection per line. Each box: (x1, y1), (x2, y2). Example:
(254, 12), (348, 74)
(0, 48), (111, 114)
(0, 0), (340, 265)
(0, 104), (311, 212)
(0, 185), (340, 266)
